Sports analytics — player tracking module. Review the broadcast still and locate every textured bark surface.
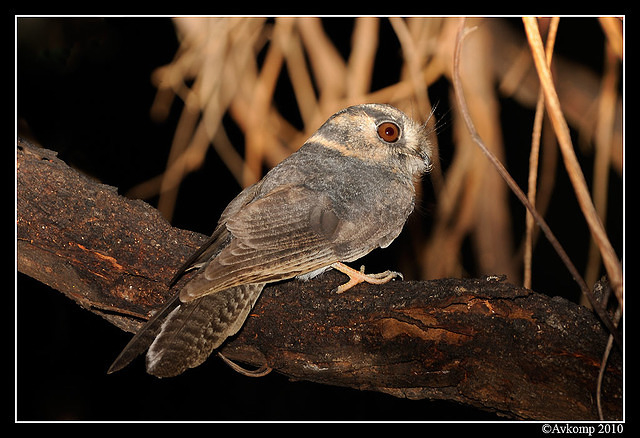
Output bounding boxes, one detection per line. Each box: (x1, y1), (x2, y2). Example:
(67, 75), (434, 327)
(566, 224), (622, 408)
(16, 139), (622, 420)
(17, 138), (207, 333)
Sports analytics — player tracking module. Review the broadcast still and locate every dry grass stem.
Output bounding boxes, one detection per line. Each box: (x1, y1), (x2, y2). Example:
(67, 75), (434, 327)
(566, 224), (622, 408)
(524, 17), (559, 289)
(523, 17), (622, 309)
(585, 42), (620, 293)
(130, 18), (621, 331)
(346, 17), (379, 99)
(455, 19), (620, 346)
(598, 17), (623, 60)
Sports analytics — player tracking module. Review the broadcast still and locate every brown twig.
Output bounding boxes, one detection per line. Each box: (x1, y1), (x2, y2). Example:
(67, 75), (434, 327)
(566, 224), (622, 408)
(522, 17), (622, 310)
(524, 17), (559, 289)
(452, 18), (620, 346)
(585, 41), (620, 292)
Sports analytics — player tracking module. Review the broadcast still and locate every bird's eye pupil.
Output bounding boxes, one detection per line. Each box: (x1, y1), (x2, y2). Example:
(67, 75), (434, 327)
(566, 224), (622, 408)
(377, 122), (400, 143)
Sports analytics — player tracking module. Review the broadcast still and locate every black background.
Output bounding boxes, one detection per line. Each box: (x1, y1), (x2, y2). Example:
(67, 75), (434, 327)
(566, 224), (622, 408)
(16, 17), (623, 422)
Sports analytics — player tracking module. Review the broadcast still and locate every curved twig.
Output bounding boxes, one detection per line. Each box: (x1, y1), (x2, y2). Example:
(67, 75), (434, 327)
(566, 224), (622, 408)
(452, 18), (620, 346)
(522, 17), (622, 309)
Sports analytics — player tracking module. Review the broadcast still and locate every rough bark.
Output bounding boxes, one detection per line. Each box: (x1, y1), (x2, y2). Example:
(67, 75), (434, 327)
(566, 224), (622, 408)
(16, 139), (622, 420)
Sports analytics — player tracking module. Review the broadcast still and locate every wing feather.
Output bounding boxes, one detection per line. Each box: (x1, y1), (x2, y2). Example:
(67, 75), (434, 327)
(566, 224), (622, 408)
(179, 181), (412, 302)
(179, 185), (342, 301)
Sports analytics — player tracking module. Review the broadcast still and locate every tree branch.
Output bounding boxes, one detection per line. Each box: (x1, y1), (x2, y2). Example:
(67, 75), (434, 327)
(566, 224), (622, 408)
(16, 139), (622, 420)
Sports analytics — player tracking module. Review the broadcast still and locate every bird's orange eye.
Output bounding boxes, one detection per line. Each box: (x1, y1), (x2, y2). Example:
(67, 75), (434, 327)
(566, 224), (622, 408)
(377, 122), (401, 143)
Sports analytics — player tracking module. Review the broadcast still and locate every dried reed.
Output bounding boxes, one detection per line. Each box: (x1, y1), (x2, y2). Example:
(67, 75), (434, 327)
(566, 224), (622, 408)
(129, 17), (622, 316)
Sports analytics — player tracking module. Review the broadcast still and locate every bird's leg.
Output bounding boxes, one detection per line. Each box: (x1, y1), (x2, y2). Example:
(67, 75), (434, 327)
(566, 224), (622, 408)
(330, 262), (403, 294)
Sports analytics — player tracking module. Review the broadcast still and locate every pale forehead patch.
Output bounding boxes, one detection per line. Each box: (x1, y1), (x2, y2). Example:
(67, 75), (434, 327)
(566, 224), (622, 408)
(306, 129), (392, 163)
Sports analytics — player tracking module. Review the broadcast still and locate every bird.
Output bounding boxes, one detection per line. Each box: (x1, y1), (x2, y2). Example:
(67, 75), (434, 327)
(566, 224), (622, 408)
(108, 103), (434, 378)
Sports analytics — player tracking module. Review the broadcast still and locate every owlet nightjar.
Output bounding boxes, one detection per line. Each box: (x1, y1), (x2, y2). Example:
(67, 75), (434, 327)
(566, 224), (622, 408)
(108, 103), (434, 378)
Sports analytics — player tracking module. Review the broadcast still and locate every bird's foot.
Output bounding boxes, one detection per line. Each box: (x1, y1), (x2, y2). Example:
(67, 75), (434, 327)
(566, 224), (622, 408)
(330, 262), (403, 294)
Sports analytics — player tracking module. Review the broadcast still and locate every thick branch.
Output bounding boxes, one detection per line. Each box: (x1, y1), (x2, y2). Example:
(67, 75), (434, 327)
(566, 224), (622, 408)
(16, 139), (622, 420)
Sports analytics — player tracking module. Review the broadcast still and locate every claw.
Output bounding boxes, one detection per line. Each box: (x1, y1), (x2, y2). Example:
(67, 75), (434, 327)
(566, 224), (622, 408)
(330, 262), (403, 293)
(217, 352), (272, 378)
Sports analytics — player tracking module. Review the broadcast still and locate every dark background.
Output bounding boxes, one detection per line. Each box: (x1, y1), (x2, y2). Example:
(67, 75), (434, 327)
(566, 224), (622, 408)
(16, 17), (623, 421)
